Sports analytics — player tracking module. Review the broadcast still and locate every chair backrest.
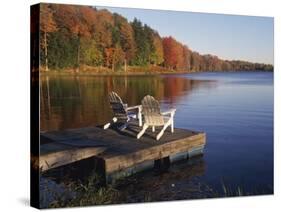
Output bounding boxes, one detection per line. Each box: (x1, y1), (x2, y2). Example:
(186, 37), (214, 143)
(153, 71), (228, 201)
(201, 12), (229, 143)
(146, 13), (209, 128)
(141, 95), (164, 126)
(108, 92), (128, 121)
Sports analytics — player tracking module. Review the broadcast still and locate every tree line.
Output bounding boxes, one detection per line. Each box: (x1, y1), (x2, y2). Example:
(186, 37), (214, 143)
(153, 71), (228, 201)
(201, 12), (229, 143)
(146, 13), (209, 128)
(40, 4), (273, 72)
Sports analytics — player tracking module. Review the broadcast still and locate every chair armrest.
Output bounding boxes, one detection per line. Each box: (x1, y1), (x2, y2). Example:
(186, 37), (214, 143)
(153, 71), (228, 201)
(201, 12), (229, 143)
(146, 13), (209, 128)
(126, 105), (142, 111)
(127, 105), (143, 126)
(161, 108), (176, 116)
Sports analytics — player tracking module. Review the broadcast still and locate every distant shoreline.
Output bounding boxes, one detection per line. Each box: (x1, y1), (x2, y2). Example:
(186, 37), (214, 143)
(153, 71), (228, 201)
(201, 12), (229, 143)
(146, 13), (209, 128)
(39, 69), (273, 77)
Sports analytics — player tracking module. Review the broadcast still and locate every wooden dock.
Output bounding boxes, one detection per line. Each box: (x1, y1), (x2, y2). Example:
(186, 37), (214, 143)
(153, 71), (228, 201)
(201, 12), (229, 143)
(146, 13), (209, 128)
(40, 124), (206, 183)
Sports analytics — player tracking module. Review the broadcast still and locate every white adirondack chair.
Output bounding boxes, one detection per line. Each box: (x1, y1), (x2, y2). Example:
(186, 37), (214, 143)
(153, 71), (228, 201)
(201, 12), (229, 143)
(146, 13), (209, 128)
(104, 92), (142, 130)
(137, 95), (176, 140)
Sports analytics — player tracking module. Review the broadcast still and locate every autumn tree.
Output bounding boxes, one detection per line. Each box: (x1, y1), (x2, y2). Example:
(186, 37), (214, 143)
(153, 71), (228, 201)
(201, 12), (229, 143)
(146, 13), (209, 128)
(182, 45), (191, 71)
(222, 60), (232, 70)
(40, 4), (57, 71)
(73, 6), (92, 72)
(163, 36), (184, 70)
(51, 5), (92, 71)
(113, 14), (136, 65)
(94, 9), (114, 67)
(112, 45), (125, 71)
(163, 37), (175, 69)
(105, 45), (125, 71)
(94, 9), (114, 48)
(190, 52), (201, 71)
(151, 32), (164, 65)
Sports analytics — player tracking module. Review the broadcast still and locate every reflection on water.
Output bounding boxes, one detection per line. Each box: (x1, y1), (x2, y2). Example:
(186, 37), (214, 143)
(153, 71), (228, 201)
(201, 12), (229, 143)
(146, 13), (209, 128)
(115, 156), (210, 202)
(40, 75), (216, 131)
(40, 72), (273, 200)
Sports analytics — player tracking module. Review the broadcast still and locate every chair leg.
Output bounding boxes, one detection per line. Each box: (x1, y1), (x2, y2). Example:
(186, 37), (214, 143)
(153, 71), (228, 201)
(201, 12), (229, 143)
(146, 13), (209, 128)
(137, 124), (148, 139)
(138, 111), (142, 126)
(156, 120), (171, 140)
(156, 130), (164, 141)
(103, 117), (117, 129)
(171, 119), (174, 133)
(103, 123), (110, 129)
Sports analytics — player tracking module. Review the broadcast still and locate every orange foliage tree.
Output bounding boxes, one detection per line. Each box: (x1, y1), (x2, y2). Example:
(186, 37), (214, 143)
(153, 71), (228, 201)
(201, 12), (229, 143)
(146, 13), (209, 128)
(163, 36), (185, 70)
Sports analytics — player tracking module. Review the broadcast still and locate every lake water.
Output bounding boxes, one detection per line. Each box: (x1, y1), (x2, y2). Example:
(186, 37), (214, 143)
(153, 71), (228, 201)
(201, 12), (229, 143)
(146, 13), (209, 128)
(40, 72), (273, 199)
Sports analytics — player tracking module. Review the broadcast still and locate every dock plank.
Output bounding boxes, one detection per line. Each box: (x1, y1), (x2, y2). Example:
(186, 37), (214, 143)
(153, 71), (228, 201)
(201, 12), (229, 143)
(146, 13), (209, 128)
(40, 124), (206, 181)
(39, 143), (106, 171)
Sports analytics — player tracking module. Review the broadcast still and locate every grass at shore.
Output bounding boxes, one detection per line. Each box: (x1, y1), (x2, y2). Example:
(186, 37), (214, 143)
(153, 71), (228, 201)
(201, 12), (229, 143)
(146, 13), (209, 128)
(44, 172), (273, 208)
(46, 173), (121, 208)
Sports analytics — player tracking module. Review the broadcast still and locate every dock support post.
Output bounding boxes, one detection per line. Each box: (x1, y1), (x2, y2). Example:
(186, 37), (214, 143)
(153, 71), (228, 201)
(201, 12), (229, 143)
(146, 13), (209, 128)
(154, 156), (170, 171)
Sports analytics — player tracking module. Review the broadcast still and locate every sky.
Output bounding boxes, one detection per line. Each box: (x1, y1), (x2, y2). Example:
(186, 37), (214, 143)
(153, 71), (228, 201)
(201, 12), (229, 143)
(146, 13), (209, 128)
(97, 6), (274, 65)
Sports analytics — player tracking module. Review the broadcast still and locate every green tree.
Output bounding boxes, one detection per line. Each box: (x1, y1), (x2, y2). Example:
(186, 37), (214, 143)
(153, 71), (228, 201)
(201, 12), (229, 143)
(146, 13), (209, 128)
(47, 29), (78, 69)
(80, 38), (103, 66)
(131, 19), (152, 65)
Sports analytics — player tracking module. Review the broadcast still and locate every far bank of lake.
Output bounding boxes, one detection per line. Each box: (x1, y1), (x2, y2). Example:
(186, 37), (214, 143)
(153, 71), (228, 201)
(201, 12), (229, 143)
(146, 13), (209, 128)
(39, 67), (273, 77)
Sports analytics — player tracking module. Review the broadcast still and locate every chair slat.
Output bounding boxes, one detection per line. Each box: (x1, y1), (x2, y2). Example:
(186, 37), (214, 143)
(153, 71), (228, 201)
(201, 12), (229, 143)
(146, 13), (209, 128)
(105, 91), (142, 130)
(107, 92), (128, 122)
(142, 95), (164, 126)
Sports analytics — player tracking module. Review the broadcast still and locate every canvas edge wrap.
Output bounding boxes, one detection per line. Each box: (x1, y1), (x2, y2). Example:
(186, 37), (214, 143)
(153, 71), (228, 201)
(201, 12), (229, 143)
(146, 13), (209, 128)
(30, 3), (40, 209)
